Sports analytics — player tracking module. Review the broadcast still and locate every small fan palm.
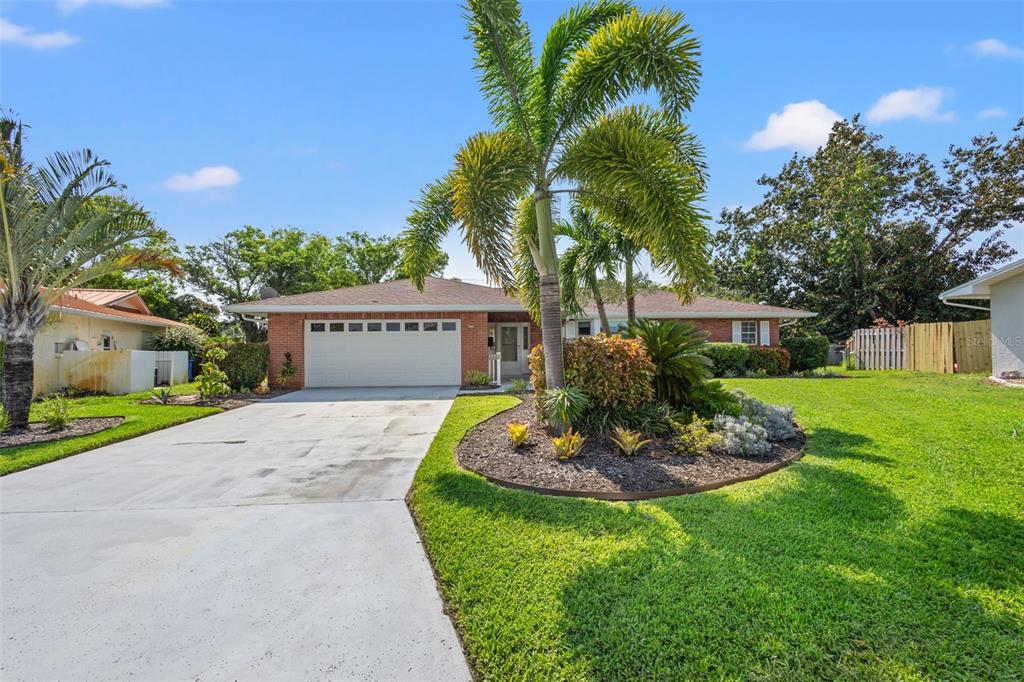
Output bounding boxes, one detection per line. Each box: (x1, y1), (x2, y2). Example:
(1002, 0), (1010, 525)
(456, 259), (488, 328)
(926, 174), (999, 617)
(0, 116), (176, 429)
(400, 0), (711, 389)
(623, 319), (711, 406)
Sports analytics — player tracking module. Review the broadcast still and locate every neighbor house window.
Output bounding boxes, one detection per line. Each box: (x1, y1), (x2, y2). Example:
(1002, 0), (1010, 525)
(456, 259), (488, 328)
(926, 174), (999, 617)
(741, 321), (757, 344)
(386, 322), (401, 332)
(329, 323), (344, 332)
(577, 320), (592, 336)
(310, 323), (325, 332)
(101, 333), (114, 350)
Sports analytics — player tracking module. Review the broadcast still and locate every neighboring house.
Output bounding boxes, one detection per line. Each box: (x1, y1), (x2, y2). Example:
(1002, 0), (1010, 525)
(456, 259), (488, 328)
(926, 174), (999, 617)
(226, 277), (816, 388)
(34, 289), (189, 396)
(940, 258), (1024, 380)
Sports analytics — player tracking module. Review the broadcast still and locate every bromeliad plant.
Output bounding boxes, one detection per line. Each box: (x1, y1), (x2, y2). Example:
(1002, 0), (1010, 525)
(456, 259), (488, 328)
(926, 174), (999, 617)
(551, 429), (586, 460)
(609, 426), (651, 456)
(400, 0), (711, 391)
(506, 421), (530, 448)
(0, 115), (176, 430)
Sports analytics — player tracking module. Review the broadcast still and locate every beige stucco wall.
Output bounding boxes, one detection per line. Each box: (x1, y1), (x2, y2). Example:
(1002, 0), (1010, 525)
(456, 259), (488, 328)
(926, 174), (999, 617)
(33, 311), (163, 396)
(990, 272), (1024, 378)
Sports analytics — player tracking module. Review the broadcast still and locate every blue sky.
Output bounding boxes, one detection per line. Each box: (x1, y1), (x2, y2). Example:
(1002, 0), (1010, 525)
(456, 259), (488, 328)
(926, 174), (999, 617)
(2, 0), (1022, 283)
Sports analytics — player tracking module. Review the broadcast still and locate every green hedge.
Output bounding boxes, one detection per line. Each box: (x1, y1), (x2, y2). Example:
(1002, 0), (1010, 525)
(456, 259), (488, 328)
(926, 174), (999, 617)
(704, 343), (750, 376)
(213, 342), (269, 390)
(705, 343), (791, 376)
(748, 346), (790, 375)
(781, 335), (830, 372)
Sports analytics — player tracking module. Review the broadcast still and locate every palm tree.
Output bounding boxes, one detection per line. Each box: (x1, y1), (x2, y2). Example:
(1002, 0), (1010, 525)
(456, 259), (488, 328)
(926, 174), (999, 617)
(556, 205), (614, 332)
(400, 0), (710, 388)
(0, 116), (174, 429)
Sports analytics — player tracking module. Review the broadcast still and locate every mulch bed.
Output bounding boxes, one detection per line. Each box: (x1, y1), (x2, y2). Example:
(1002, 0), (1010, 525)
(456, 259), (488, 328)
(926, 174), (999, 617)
(0, 417), (124, 449)
(457, 399), (805, 500)
(140, 389), (295, 410)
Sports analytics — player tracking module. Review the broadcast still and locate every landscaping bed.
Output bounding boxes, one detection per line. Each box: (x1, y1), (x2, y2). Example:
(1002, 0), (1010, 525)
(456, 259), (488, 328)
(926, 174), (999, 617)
(457, 399), (804, 498)
(0, 417), (124, 449)
(140, 388), (294, 410)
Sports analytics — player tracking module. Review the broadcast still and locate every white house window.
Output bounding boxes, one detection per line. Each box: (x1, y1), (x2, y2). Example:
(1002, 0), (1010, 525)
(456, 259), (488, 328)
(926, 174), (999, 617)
(577, 320), (592, 336)
(741, 321), (757, 344)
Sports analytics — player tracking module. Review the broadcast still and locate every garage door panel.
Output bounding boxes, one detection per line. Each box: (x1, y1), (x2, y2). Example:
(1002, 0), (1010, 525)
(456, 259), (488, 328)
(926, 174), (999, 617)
(304, 320), (461, 387)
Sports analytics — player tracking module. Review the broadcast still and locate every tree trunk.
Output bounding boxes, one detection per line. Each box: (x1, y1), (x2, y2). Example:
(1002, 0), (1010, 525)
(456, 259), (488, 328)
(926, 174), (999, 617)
(2, 341), (34, 430)
(534, 191), (564, 389)
(625, 257), (636, 325)
(589, 274), (610, 334)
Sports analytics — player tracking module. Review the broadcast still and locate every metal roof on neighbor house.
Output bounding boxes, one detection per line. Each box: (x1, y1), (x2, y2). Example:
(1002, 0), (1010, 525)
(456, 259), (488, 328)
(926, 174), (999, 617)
(225, 276), (815, 318)
(54, 293), (184, 328)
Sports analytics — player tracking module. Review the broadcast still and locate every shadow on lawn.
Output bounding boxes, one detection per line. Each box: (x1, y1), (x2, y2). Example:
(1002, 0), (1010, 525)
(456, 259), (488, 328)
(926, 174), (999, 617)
(428, 426), (1023, 679)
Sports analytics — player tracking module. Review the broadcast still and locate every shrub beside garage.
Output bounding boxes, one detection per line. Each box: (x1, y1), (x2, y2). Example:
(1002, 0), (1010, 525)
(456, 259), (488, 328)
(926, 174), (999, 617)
(211, 342), (269, 390)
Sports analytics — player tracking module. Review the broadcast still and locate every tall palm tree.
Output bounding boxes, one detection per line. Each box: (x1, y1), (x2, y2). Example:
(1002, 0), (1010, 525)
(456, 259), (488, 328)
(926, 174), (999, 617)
(556, 205), (614, 332)
(400, 0), (710, 388)
(0, 116), (174, 429)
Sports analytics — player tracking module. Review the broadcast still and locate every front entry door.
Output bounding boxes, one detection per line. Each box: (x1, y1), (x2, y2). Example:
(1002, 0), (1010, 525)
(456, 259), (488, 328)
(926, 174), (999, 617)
(498, 324), (528, 376)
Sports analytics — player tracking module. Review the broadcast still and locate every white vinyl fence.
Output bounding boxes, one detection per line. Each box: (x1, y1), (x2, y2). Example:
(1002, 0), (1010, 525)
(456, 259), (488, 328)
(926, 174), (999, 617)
(59, 350), (188, 395)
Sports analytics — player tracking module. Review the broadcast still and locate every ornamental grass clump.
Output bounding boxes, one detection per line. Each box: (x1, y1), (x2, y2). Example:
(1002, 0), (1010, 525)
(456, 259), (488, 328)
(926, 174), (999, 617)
(710, 414), (770, 457)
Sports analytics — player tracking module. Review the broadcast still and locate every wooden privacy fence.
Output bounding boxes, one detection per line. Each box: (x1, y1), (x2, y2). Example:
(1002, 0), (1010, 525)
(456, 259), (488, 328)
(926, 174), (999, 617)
(850, 319), (991, 374)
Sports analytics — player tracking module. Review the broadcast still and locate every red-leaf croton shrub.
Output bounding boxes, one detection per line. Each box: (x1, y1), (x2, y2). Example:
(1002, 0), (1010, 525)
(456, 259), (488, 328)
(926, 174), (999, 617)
(747, 346), (791, 375)
(529, 334), (656, 409)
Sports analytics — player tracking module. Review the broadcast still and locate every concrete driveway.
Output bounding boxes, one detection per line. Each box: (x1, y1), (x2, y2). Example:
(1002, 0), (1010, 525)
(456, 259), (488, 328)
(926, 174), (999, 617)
(0, 387), (470, 681)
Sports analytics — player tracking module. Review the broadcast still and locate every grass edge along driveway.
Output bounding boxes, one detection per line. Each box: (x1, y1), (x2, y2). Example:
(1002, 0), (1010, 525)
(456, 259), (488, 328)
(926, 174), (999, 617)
(408, 373), (1024, 681)
(1, 385), (220, 476)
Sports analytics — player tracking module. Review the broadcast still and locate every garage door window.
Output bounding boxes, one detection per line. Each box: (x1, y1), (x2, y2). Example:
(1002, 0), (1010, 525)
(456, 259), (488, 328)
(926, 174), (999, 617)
(423, 322), (438, 331)
(348, 322), (363, 332)
(367, 322), (382, 332)
(310, 323), (325, 332)
(442, 321), (456, 331)
(405, 322), (419, 331)
(386, 322), (401, 332)
(329, 323), (344, 332)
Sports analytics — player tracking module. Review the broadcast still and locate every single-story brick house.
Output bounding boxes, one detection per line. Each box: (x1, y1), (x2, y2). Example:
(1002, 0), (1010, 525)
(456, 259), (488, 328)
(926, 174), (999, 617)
(226, 277), (816, 388)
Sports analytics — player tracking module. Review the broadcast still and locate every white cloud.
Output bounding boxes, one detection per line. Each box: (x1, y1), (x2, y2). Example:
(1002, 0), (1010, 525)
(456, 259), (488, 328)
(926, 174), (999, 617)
(978, 106), (1008, 120)
(744, 100), (842, 152)
(0, 18), (78, 49)
(163, 165), (241, 192)
(58, 0), (167, 11)
(866, 87), (955, 123)
(969, 38), (1024, 60)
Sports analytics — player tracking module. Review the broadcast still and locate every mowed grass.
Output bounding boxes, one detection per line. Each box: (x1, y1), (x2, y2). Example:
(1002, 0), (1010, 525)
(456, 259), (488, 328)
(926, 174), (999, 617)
(408, 372), (1024, 680)
(1, 383), (220, 476)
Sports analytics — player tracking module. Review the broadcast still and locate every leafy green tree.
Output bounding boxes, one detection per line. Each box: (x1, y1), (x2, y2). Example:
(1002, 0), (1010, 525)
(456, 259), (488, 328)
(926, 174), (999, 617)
(0, 116), (175, 428)
(713, 117), (1022, 340)
(401, 0), (710, 388)
(338, 231), (447, 284)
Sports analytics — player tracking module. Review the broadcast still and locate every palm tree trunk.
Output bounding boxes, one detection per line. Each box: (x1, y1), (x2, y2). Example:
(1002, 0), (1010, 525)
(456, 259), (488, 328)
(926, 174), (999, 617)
(2, 341), (34, 430)
(534, 192), (564, 389)
(625, 256), (636, 325)
(589, 274), (610, 333)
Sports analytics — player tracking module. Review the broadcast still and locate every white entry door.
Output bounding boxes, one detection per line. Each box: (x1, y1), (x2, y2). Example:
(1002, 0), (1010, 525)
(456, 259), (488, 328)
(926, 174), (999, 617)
(304, 319), (461, 387)
(497, 324), (529, 376)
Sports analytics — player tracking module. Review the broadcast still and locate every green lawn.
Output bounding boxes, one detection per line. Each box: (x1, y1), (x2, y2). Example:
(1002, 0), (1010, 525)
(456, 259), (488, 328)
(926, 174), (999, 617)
(408, 372), (1024, 681)
(1, 383), (220, 476)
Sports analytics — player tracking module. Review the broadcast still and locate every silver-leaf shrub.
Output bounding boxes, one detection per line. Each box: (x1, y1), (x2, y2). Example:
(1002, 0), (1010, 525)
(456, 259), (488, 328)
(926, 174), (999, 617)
(710, 415), (771, 457)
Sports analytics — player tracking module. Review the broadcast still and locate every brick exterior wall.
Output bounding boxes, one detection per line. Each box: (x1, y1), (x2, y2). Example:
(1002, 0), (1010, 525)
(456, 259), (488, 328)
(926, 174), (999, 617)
(267, 311), (781, 388)
(267, 310), (491, 388)
(681, 318), (780, 345)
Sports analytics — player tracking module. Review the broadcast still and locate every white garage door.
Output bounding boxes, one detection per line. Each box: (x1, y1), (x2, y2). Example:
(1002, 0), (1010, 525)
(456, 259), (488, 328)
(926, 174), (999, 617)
(304, 319), (461, 387)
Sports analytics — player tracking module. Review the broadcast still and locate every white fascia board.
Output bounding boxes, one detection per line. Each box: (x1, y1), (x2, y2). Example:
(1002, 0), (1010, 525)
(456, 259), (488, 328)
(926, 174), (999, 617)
(570, 311), (818, 320)
(940, 258), (1024, 300)
(51, 306), (178, 328)
(224, 303), (527, 314)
